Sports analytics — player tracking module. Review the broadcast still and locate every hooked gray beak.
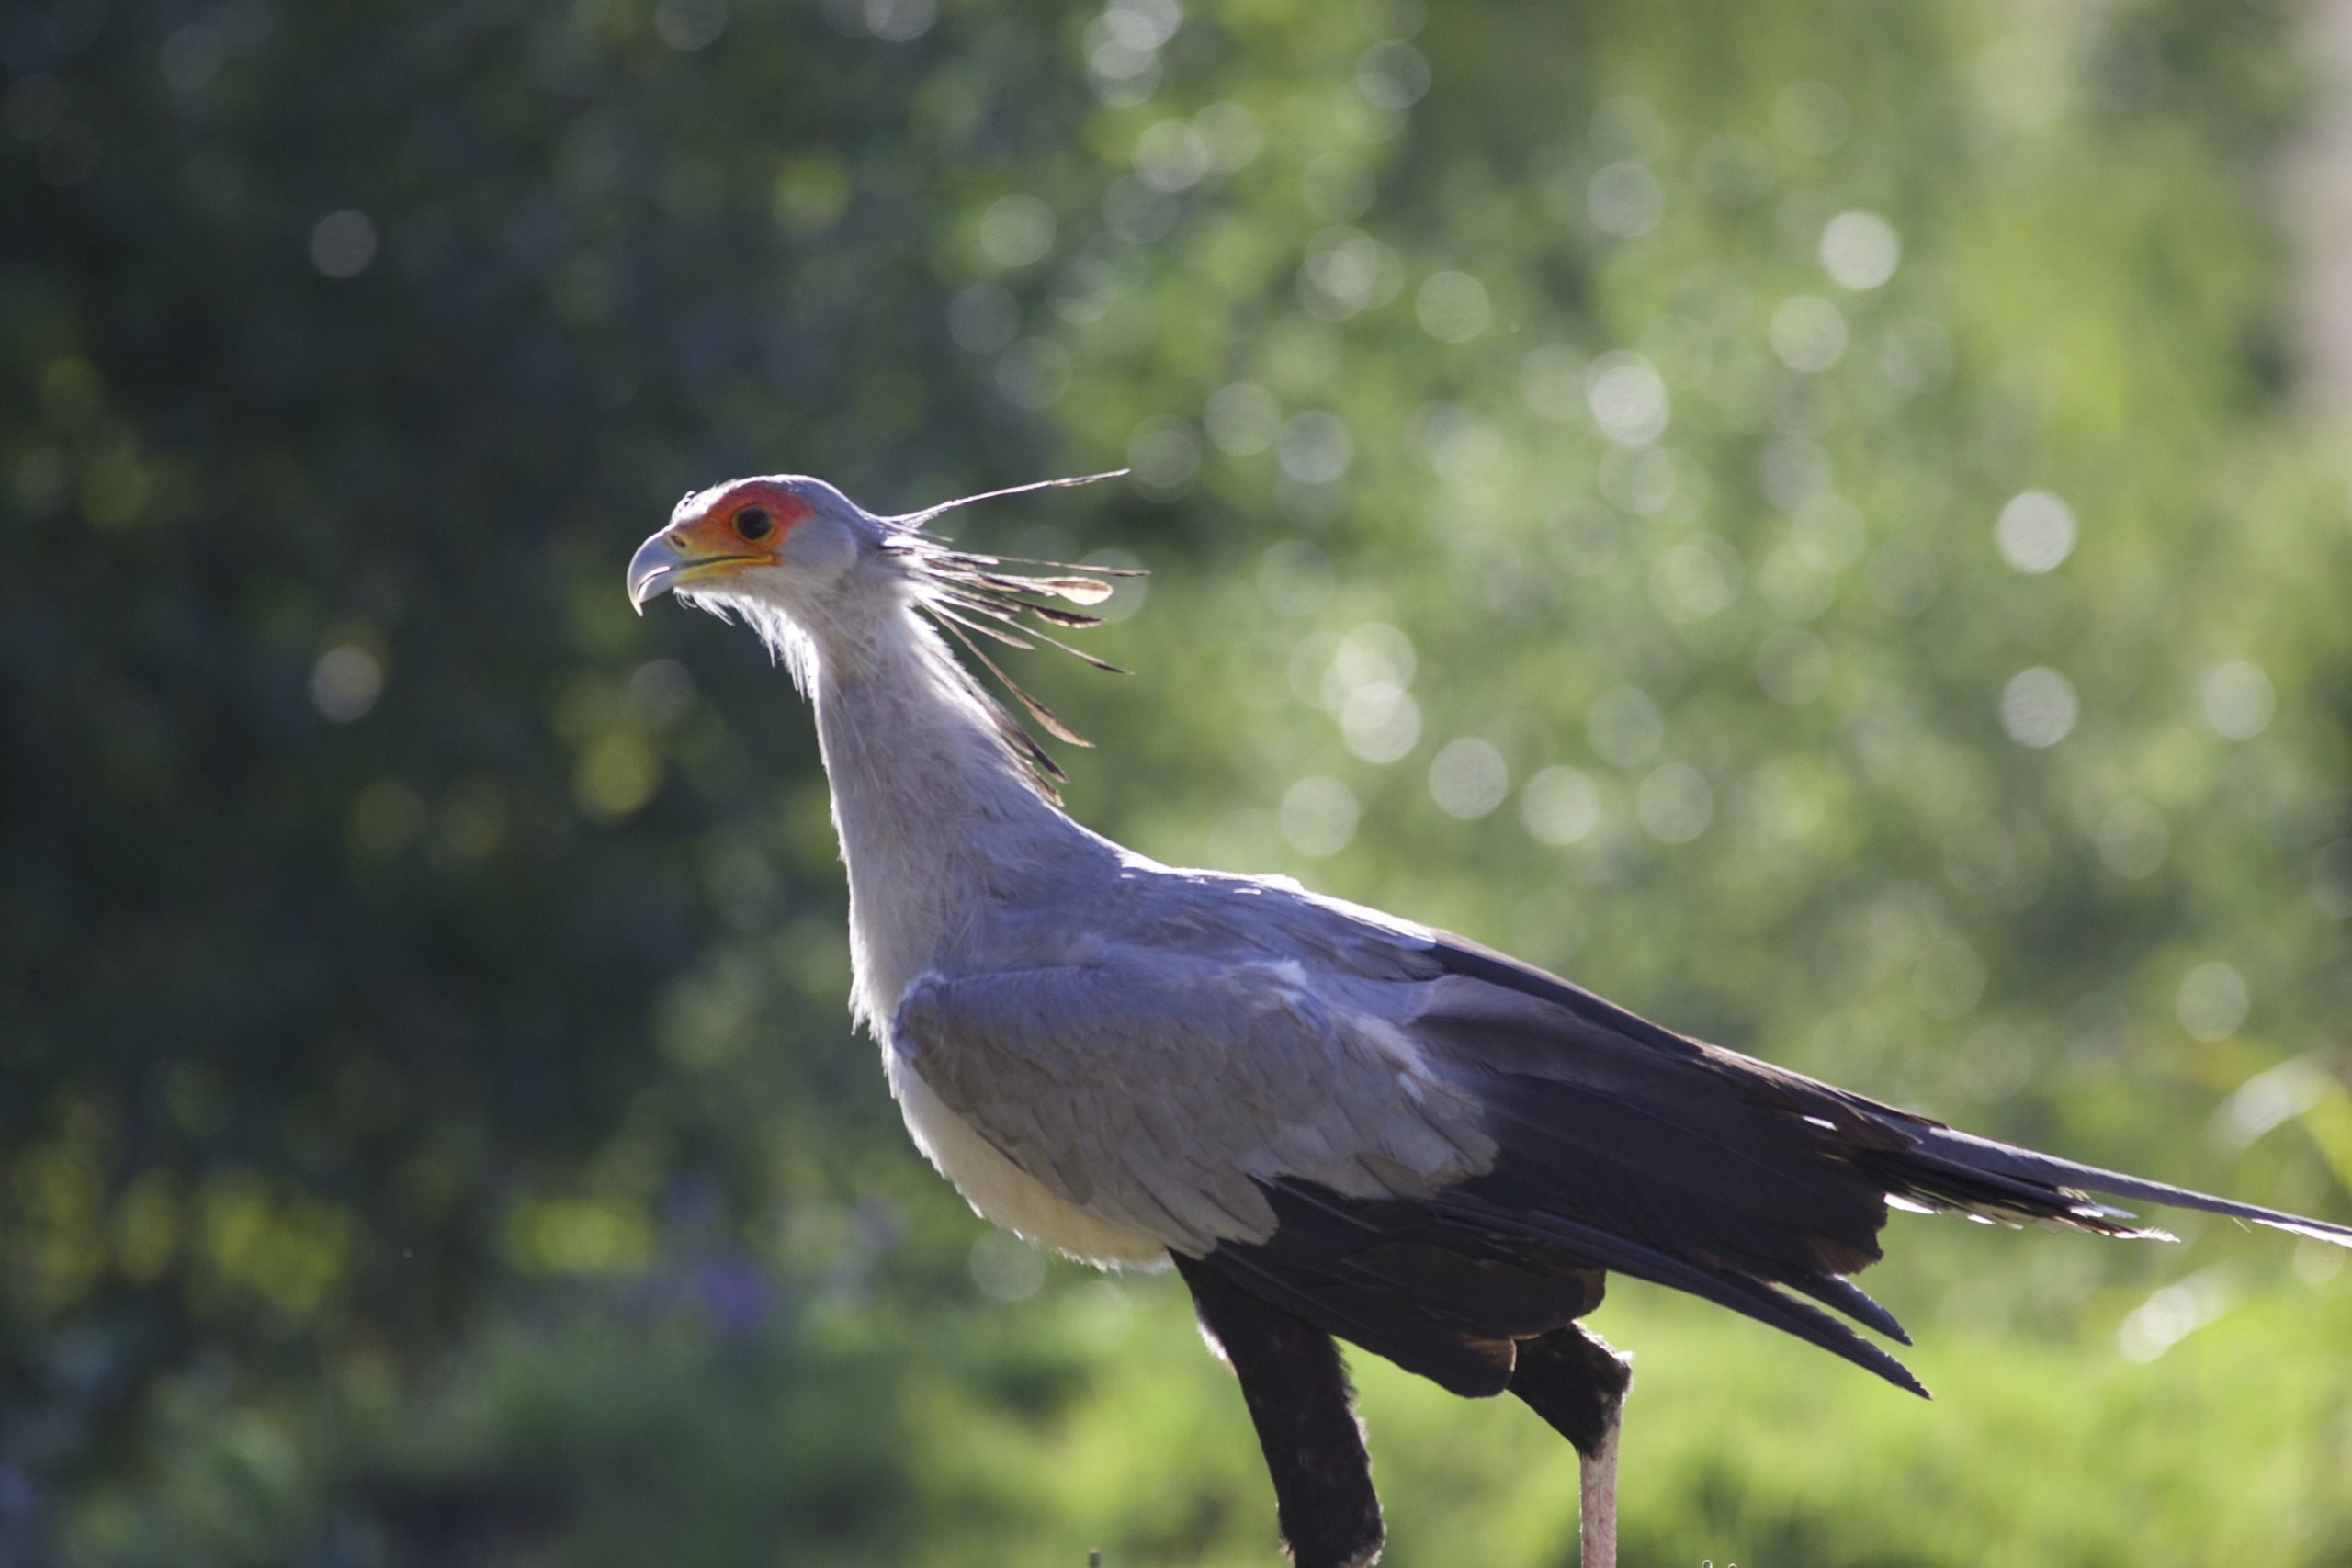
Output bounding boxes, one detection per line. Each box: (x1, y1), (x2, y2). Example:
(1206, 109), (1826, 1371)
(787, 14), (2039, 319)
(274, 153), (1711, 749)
(627, 533), (689, 615)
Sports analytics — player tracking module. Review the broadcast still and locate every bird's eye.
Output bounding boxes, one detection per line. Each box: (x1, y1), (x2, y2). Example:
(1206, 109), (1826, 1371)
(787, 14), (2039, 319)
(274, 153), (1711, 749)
(733, 506), (775, 543)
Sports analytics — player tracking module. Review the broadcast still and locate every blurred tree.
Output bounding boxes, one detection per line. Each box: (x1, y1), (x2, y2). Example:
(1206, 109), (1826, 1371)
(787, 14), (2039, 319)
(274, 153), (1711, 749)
(4, 0), (2349, 1561)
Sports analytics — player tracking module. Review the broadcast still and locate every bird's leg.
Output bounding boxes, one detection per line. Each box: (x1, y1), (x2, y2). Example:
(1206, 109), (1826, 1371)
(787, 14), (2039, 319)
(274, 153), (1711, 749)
(1577, 1413), (1619, 1568)
(1171, 1253), (1385, 1568)
(1508, 1325), (1632, 1568)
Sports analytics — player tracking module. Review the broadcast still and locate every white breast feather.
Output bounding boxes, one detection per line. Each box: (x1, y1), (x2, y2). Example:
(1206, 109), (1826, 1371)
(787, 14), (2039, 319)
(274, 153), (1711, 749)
(885, 1045), (1171, 1269)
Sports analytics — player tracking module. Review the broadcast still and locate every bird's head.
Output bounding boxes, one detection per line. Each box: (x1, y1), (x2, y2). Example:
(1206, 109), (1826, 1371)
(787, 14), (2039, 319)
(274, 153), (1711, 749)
(624, 468), (1139, 794)
(627, 473), (876, 617)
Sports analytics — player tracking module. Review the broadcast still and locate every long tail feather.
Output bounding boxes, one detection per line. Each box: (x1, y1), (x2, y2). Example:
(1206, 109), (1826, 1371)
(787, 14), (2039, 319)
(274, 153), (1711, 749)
(1881, 1125), (2352, 1249)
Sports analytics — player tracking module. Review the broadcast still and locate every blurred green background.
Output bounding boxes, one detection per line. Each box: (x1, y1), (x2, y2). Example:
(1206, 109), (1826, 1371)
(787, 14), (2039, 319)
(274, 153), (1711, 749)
(7, 0), (2352, 1562)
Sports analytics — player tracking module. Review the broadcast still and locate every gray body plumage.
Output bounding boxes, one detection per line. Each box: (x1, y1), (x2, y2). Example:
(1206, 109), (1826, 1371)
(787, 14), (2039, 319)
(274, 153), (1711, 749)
(896, 873), (1502, 1257)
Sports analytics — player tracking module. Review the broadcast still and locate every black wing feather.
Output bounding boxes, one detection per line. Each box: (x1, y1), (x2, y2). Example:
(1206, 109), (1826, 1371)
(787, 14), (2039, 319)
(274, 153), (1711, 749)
(1185, 924), (2348, 1424)
(1424, 1180), (1931, 1396)
(1428, 932), (2352, 1250)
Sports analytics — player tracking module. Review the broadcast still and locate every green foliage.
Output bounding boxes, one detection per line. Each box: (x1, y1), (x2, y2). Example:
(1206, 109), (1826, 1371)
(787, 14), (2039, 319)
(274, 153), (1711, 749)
(5, 0), (2351, 1561)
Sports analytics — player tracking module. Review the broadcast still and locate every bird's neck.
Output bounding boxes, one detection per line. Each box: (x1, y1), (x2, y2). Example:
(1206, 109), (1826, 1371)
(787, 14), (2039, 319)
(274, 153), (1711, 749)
(801, 598), (1109, 1034)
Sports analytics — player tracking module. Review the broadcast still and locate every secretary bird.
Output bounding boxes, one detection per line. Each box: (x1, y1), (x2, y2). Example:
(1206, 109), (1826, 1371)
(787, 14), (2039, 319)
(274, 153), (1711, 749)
(627, 471), (2352, 1568)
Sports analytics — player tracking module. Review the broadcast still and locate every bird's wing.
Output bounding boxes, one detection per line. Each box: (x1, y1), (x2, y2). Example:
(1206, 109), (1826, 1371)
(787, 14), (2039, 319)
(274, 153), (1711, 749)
(902, 877), (2352, 1399)
(1419, 928), (2352, 1247)
(890, 946), (1498, 1257)
(1356, 928), (2352, 1392)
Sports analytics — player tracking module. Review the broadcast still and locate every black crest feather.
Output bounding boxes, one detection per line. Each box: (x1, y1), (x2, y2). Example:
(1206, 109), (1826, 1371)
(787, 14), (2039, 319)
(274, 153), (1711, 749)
(888, 471), (1141, 800)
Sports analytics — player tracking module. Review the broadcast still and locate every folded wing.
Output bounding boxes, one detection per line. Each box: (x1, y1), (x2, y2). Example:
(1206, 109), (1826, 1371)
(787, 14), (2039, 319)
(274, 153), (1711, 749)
(896, 891), (2352, 1400)
(891, 951), (1497, 1257)
(1407, 931), (2352, 1389)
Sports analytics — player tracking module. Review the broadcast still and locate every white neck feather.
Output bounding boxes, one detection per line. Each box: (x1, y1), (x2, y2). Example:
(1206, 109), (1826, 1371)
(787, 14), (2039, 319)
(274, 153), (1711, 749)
(785, 590), (1108, 1035)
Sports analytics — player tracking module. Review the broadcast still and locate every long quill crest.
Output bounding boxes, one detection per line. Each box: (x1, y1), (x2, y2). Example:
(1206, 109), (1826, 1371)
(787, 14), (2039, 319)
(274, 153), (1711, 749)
(888, 469), (1145, 801)
(891, 468), (1134, 533)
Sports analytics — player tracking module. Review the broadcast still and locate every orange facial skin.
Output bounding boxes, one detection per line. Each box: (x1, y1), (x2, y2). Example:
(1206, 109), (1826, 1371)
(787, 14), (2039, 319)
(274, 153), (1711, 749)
(664, 479), (810, 568)
(628, 479), (820, 611)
